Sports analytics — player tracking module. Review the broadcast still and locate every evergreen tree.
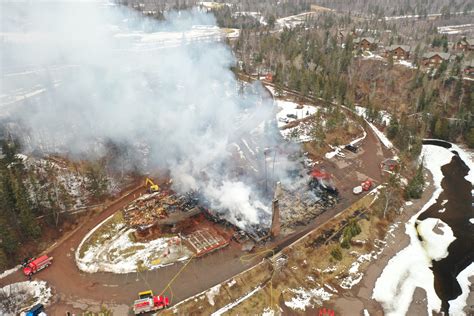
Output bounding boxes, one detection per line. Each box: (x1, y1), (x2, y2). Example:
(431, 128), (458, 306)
(86, 163), (109, 200)
(405, 162), (425, 199)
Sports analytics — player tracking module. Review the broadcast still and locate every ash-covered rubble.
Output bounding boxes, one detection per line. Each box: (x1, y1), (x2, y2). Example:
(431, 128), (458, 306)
(123, 189), (203, 230)
(278, 154), (339, 231)
(203, 205), (271, 243)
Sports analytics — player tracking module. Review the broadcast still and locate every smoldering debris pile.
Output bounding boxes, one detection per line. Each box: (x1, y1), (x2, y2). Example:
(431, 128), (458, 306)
(278, 158), (339, 231)
(279, 187), (337, 229)
(123, 187), (272, 245)
(124, 190), (201, 229)
(203, 208), (271, 243)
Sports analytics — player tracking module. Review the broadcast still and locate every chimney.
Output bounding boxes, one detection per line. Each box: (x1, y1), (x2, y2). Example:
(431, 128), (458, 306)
(271, 198), (280, 238)
(271, 182), (281, 238)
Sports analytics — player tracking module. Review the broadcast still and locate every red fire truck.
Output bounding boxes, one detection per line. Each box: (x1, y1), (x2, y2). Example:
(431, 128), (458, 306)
(133, 290), (170, 314)
(22, 255), (53, 277)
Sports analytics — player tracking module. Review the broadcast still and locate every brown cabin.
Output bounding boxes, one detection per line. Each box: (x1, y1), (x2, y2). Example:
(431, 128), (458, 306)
(385, 45), (411, 60)
(354, 37), (377, 51)
(455, 38), (474, 51)
(421, 52), (450, 68)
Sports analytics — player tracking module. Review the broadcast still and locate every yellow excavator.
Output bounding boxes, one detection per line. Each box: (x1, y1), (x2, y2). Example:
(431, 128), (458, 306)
(145, 177), (160, 193)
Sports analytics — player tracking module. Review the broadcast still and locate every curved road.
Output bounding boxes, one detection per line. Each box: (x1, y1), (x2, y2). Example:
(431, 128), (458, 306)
(1, 87), (389, 315)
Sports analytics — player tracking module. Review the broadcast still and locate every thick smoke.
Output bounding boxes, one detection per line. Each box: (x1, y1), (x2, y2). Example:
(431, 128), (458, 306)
(1, 2), (282, 230)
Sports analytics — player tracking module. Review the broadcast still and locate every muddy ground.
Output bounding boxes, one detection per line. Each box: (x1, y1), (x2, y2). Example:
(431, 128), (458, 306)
(331, 170), (436, 315)
(0, 89), (392, 315)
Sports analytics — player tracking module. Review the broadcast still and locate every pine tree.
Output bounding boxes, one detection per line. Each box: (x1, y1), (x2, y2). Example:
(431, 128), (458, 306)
(86, 163), (109, 200)
(405, 162), (425, 199)
(14, 179), (41, 240)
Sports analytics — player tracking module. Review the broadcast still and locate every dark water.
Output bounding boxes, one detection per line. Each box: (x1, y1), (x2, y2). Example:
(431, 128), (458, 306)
(418, 142), (474, 314)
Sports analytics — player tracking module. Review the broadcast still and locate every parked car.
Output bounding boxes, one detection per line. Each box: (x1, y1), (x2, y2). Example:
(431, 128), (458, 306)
(344, 144), (359, 153)
(286, 114), (297, 119)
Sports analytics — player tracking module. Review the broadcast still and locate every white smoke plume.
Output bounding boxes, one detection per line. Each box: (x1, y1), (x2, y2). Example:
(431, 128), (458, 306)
(1, 1), (286, 230)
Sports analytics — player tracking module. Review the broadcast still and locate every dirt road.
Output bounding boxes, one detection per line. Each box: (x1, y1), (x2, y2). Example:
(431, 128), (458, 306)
(0, 83), (391, 315)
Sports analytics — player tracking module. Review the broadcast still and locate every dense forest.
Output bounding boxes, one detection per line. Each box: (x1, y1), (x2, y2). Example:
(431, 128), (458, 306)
(0, 140), (111, 270)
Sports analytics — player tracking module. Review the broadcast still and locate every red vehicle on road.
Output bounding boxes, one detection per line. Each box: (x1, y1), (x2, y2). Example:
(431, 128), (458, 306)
(22, 255), (53, 277)
(133, 290), (170, 315)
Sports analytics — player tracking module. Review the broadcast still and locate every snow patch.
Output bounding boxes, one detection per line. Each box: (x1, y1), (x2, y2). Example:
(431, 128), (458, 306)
(206, 284), (221, 306)
(372, 144), (456, 316)
(211, 286), (262, 315)
(284, 287), (332, 311)
(449, 262), (474, 315)
(0, 265), (20, 280)
(367, 121), (393, 149)
(417, 218), (456, 261)
(76, 214), (192, 273)
(0, 281), (52, 316)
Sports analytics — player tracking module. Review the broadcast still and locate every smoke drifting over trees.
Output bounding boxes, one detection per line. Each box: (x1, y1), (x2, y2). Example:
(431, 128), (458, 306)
(1, 3), (279, 230)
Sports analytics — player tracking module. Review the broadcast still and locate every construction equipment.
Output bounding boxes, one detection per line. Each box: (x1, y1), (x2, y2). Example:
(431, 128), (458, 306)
(145, 177), (160, 193)
(133, 290), (170, 315)
(22, 255), (53, 277)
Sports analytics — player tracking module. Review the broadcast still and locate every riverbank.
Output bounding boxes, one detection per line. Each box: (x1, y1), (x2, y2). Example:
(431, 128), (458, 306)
(365, 142), (473, 316)
(332, 170), (436, 315)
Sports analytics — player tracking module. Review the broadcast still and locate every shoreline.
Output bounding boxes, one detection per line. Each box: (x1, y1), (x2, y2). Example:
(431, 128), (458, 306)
(333, 169), (436, 315)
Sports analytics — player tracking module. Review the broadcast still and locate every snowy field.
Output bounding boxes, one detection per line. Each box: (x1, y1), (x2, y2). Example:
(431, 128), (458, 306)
(76, 212), (192, 273)
(274, 99), (319, 142)
(373, 143), (474, 315)
(276, 12), (317, 29)
(115, 25), (239, 52)
(0, 281), (52, 316)
(437, 24), (474, 35)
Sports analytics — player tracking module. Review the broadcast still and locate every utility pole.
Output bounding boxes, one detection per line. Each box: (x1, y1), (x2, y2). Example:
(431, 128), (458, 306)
(264, 147), (271, 195)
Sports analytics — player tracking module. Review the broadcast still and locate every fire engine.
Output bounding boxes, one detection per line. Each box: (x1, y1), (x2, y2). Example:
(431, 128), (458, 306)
(22, 255), (53, 277)
(133, 290), (170, 314)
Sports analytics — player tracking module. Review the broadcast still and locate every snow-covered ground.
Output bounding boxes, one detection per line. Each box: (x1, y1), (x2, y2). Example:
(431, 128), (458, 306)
(355, 105), (391, 125)
(274, 99), (319, 143)
(0, 281), (52, 316)
(361, 51), (384, 61)
(353, 106), (393, 149)
(284, 286), (332, 311)
(0, 265), (20, 280)
(23, 156), (89, 209)
(76, 213), (192, 273)
(367, 121), (393, 149)
(397, 60), (417, 69)
(115, 25), (235, 51)
(325, 130), (367, 159)
(437, 24), (474, 35)
(373, 143), (474, 315)
(383, 10), (474, 21)
(276, 12), (317, 29)
(197, 1), (231, 9)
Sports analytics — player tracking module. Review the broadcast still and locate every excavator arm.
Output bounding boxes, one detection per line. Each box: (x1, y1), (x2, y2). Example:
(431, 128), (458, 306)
(145, 178), (160, 192)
